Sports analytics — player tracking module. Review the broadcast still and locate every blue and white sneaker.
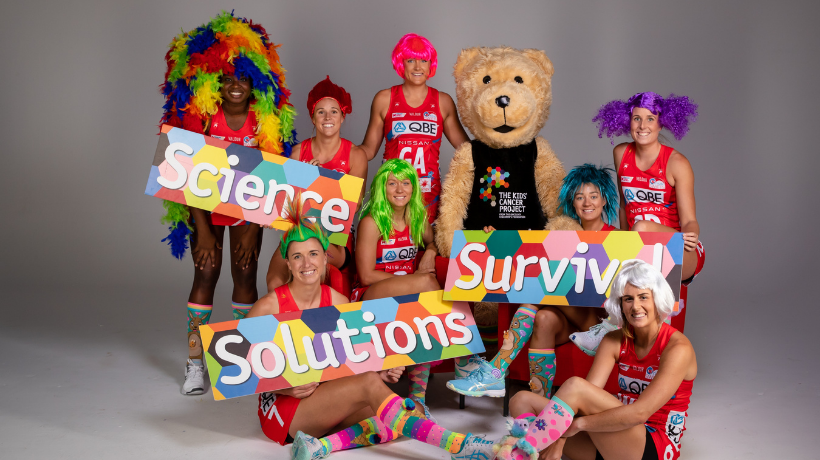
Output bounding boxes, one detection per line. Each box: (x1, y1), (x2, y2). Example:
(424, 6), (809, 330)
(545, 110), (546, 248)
(446, 360), (505, 397)
(291, 431), (327, 460)
(452, 434), (497, 460)
(455, 354), (486, 379)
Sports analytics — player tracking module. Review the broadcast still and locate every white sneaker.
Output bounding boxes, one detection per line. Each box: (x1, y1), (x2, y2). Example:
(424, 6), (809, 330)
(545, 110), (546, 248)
(455, 355), (485, 379)
(182, 359), (207, 395)
(291, 431), (328, 460)
(569, 319), (619, 356)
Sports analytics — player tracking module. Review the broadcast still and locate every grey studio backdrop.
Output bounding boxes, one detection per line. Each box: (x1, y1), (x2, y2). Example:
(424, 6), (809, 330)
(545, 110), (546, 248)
(0, 1), (817, 459)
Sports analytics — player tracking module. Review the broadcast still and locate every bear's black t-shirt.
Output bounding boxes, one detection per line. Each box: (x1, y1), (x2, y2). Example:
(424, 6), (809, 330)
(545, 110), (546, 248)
(462, 139), (547, 231)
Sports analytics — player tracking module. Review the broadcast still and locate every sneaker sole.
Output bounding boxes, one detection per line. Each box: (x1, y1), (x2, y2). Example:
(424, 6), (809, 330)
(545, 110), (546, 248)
(446, 382), (505, 397)
(182, 387), (207, 395)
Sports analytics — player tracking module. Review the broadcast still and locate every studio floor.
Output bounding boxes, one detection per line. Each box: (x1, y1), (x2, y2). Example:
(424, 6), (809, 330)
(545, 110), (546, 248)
(0, 286), (814, 459)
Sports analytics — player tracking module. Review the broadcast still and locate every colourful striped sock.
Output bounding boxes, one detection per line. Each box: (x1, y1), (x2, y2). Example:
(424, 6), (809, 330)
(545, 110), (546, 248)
(528, 348), (556, 398)
(408, 363), (431, 403)
(319, 416), (399, 454)
(491, 305), (537, 374)
(377, 396), (467, 454)
(187, 303), (212, 361)
(231, 301), (253, 320)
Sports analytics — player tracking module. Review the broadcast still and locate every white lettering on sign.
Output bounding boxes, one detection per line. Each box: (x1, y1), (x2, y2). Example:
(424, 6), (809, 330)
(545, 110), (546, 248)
(213, 311), (474, 386)
(157, 151), (351, 228)
(454, 242), (661, 295)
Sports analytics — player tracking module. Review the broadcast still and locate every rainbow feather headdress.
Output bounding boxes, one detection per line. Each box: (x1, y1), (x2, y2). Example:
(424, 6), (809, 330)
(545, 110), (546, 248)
(158, 11), (297, 259)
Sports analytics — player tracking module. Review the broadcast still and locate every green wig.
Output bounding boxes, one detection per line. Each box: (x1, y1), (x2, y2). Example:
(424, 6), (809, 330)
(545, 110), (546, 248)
(559, 163), (619, 224)
(359, 159), (427, 246)
(279, 193), (330, 259)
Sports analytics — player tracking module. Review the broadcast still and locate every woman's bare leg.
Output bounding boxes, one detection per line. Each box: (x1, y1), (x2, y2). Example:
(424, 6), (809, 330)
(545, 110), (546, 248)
(511, 378), (647, 460)
(361, 272), (439, 301)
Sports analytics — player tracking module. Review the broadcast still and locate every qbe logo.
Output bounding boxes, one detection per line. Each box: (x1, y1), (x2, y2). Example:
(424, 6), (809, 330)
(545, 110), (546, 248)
(380, 245), (416, 263)
(623, 186), (665, 205)
(391, 120), (438, 137)
(618, 375), (649, 395)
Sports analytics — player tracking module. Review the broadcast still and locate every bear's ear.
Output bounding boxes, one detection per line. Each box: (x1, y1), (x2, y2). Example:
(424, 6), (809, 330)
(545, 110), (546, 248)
(454, 47), (482, 80)
(522, 49), (554, 78)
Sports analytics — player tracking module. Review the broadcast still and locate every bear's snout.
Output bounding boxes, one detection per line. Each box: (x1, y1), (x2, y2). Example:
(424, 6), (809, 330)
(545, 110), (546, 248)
(495, 95), (510, 108)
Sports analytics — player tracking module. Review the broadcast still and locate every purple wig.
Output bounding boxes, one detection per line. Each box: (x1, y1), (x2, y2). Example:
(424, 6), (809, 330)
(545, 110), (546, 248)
(391, 33), (438, 79)
(592, 92), (698, 143)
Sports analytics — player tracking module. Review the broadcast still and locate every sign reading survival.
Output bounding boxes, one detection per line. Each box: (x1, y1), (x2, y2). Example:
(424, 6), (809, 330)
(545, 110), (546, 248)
(443, 230), (684, 310)
(145, 125), (364, 245)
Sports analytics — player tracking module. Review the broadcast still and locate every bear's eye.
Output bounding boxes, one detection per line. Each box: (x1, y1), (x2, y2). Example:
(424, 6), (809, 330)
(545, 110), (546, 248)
(514, 76), (524, 84)
(483, 75), (491, 84)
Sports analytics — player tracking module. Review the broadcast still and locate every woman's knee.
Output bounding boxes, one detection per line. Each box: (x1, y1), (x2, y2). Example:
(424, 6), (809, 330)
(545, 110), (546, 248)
(631, 220), (650, 232)
(193, 265), (221, 288)
(534, 308), (563, 332)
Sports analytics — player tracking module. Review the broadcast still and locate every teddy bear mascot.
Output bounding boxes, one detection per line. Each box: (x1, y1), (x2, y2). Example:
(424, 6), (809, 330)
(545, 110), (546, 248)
(436, 47), (581, 401)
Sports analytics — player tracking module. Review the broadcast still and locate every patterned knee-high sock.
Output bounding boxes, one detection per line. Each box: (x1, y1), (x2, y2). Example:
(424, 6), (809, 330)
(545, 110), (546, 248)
(231, 301), (253, 320)
(408, 363), (431, 403)
(528, 349), (556, 398)
(490, 305), (537, 375)
(187, 303), (212, 362)
(522, 396), (574, 452)
(377, 395), (468, 454)
(319, 416), (399, 454)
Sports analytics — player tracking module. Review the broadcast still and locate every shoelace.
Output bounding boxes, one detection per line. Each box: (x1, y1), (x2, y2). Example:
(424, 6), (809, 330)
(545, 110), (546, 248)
(186, 362), (203, 378)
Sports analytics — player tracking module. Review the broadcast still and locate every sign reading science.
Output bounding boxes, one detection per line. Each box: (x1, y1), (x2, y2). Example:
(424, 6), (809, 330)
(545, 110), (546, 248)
(145, 125), (364, 245)
(443, 230), (684, 310)
(200, 290), (484, 400)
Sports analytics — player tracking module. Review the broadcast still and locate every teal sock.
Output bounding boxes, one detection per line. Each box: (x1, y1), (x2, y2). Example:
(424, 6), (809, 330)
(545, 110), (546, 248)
(490, 305), (537, 374)
(528, 348), (556, 398)
(231, 301), (253, 320)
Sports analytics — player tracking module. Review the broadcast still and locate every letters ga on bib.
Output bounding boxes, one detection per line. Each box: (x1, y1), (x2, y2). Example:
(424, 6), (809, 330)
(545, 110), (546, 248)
(199, 290), (484, 400)
(145, 125), (364, 245)
(443, 230), (684, 309)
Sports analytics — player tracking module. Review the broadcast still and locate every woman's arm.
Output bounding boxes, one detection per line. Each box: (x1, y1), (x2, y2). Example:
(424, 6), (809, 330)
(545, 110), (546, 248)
(348, 145), (369, 205)
(574, 335), (695, 434)
(612, 144), (629, 230)
(329, 288), (350, 305)
(245, 293), (280, 318)
(668, 152), (700, 251)
(417, 221), (438, 274)
(359, 89), (391, 161)
(585, 330), (621, 388)
(354, 217), (396, 285)
(439, 92), (469, 149)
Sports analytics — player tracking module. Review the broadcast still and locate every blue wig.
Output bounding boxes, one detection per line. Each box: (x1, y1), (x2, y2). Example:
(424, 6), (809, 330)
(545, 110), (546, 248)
(559, 163), (619, 225)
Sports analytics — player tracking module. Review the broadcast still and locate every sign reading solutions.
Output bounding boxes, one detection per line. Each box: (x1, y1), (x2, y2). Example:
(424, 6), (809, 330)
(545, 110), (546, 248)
(200, 290), (484, 400)
(443, 230), (684, 309)
(145, 125), (364, 245)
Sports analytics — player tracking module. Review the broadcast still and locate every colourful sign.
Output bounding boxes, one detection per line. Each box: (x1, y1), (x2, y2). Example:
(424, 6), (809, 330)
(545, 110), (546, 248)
(443, 230), (684, 310)
(145, 125), (364, 245)
(200, 290), (484, 400)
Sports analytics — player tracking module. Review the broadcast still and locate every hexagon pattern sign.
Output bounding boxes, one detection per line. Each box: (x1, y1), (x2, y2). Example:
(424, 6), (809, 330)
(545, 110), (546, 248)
(200, 291), (484, 400)
(145, 125), (363, 245)
(443, 230), (683, 309)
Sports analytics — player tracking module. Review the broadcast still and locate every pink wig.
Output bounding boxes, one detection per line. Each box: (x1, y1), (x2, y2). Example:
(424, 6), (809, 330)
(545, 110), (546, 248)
(391, 33), (438, 79)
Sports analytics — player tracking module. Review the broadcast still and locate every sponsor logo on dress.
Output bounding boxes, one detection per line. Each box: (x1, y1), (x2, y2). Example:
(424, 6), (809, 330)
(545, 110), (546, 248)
(243, 136), (258, 147)
(622, 186), (666, 205)
(393, 113), (406, 118)
(649, 178), (665, 190)
(423, 111), (437, 121)
(380, 245), (417, 263)
(666, 411), (686, 448)
(621, 176), (633, 183)
(391, 120), (438, 138)
(618, 375), (650, 395)
(645, 366), (658, 379)
(211, 135), (225, 140)
(619, 363), (630, 371)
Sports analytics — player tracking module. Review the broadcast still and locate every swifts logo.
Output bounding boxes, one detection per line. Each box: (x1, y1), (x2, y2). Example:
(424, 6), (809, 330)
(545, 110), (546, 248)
(645, 366), (658, 379)
(649, 178), (665, 190)
(423, 111), (437, 121)
(479, 167), (510, 207)
(243, 136), (257, 147)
